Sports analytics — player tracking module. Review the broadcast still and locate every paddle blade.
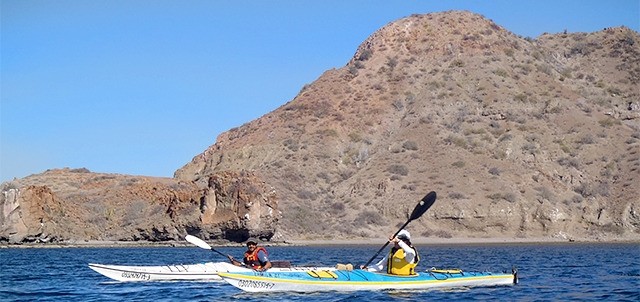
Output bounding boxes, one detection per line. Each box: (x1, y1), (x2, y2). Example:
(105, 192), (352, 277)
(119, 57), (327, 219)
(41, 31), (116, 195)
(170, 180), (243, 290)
(185, 235), (212, 250)
(409, 191), (437, 221)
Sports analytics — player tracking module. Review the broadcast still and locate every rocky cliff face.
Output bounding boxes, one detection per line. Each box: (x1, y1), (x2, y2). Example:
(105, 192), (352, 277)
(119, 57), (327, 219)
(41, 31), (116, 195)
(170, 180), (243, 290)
(176, 11), (640, 241)
(0, 168), (278, 243)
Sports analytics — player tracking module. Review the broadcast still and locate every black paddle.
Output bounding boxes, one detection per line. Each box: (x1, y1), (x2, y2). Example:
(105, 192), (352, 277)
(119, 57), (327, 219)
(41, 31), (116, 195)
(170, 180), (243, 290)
(361, 191), (437, 268)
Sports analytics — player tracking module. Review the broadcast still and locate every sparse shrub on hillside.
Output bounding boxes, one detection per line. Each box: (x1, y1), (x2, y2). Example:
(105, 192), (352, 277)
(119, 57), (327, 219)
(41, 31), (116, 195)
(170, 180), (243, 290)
(315, 128), (338, 138)
(488, 167), (501, 175)
(504, 48), (514, 57)
(354, 210), (385, 225)
(348, 65), (359, 77)
(522, 143), (538, 155)
(557, 156), (580, 168)
(487, 192), (517, 203)
(392, 99), (404, 110)
(348, 132), (362, 142)
(606, 86), (623, 96)
(576, 134), (596, 145)
(573, 181), (610, 198)
(451, 161), (465, 168)
(402, 140), (419, 151)
(444, 134), (467, 148)
(423, 230), (453, 238)
(498, 133), (513, 142)
(450, 59), (465, 67)
(386, 56), (398, 71)
(535, 186), (556, 203)
(599, 117), (620, 127)
(358, 49), (372, 61)
(316, 172), (331, 183)
(563, 194), (584, 205)
(329, 202), (345, 215)
(419, 115), (434, 124)
(387, 164), (409, 176)
(492, 149), (508, 160)
(449, 192), (466, 199)
(283, 138), (299, 151)
(601, 162), (616, 178)
(514, 93), (527, 102)
(536, 64), (553, 75)
(494, 69), (508, 77)
(401, 184), (416, 191)
(464, 128), (486, 135)
(559, 68), (572, 80)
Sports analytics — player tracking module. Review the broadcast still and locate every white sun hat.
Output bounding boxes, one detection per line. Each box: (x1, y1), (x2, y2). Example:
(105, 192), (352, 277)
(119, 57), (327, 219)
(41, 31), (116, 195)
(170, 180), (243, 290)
(396, 229), (411, 240)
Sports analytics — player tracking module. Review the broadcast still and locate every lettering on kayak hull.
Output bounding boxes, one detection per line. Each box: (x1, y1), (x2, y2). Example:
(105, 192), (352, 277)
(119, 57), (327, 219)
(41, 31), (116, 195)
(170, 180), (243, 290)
(121, 271), (151, 281)
(238, 280), (275, 290)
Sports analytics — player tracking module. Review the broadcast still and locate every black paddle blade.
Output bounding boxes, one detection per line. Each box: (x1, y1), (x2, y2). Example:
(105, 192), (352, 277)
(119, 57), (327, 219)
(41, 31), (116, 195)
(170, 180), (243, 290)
(408, 191), (437, 221)
(361, 191), (437, 268)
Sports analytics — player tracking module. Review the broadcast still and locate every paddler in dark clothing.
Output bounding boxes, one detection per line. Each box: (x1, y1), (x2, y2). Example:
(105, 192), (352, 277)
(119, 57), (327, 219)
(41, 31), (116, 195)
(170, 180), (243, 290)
(228, 240), (272, 271)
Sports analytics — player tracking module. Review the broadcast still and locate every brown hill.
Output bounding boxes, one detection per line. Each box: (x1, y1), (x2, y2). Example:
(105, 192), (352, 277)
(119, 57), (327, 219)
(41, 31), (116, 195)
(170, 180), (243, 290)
(2, 11), (639, 244)
(175, 11), (640, 241)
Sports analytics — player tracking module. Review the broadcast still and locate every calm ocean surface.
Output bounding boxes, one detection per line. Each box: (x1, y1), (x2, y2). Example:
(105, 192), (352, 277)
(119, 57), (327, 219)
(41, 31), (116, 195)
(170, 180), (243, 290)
(1, 243), (638, 301)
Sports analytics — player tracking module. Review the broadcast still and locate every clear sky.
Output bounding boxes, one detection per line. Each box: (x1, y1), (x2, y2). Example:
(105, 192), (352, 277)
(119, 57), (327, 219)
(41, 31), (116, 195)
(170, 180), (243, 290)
(1, 0), (639, 182)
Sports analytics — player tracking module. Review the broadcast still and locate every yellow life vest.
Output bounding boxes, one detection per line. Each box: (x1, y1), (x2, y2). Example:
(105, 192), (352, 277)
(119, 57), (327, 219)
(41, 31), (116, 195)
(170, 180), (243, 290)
(387, 246), (419, 275)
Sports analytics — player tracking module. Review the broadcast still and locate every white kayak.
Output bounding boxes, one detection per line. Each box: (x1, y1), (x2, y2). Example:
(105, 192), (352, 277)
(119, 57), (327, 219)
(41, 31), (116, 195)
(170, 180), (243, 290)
(88, 261), (334, 282)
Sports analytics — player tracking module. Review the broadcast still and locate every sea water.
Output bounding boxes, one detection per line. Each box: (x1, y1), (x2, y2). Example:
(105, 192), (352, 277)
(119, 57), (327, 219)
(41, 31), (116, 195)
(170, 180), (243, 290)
(1, 243), (638, 301)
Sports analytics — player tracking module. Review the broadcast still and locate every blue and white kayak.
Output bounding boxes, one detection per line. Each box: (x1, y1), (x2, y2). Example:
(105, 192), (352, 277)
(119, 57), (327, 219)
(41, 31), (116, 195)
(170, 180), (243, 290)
(218, 268), (518, 292)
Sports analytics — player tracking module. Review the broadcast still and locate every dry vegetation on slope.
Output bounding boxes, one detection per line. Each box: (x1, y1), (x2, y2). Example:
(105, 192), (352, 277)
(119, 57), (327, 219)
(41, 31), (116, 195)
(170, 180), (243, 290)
(176, 11), (640, 241)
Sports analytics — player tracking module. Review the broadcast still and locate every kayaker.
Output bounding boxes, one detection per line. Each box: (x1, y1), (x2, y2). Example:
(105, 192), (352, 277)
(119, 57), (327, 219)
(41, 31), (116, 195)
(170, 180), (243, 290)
(228, 240), (272, 272)
(361, 229), (420, 276)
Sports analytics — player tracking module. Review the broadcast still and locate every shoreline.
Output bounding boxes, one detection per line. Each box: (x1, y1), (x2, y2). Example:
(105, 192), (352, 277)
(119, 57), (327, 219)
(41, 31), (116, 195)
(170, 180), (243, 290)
(1, 236), (638, 248)
(287, 236), (640, 246)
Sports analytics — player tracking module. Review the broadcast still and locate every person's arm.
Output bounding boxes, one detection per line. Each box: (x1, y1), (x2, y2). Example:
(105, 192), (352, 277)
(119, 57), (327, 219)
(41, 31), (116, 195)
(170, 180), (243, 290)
(363, 254), (387, 272)
(227, 255), (240, 266)
(257, 250), (271, 271)
(397, 241), (416, 263)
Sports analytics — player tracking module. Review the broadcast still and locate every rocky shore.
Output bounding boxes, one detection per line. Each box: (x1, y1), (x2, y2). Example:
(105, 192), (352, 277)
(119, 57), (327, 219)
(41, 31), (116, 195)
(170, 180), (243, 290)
(2, 236), (638, 249)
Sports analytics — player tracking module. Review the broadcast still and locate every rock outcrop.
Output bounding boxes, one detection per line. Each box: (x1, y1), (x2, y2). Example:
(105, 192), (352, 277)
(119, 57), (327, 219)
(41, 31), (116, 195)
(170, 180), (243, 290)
(0, 168), (278, 243)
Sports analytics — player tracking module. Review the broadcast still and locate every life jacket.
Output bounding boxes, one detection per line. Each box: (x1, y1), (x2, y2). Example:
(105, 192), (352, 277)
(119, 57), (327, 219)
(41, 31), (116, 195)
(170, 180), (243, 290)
(387, 246), (419, 275)
(243, 247), (268, 269)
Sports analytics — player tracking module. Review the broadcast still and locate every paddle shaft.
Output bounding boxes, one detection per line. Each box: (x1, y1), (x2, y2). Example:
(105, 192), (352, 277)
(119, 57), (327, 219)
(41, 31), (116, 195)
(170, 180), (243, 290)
(362, 220), (411, 268)
(209, 247), (229, 258)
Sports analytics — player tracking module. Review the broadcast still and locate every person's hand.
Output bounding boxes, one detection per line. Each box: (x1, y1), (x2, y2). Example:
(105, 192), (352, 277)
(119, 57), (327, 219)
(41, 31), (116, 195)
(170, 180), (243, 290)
(360, 265), (367, 269)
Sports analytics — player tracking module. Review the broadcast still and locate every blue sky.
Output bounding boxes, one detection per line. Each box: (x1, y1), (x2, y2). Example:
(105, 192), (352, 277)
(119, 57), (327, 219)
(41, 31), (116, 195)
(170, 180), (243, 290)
(1, 1), (639, 182)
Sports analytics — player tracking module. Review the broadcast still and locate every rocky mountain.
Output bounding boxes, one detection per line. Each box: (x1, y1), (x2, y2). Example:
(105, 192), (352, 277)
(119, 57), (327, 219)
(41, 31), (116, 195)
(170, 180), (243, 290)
(175, 11), (640, 241)
(2, 11), (639, 244)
